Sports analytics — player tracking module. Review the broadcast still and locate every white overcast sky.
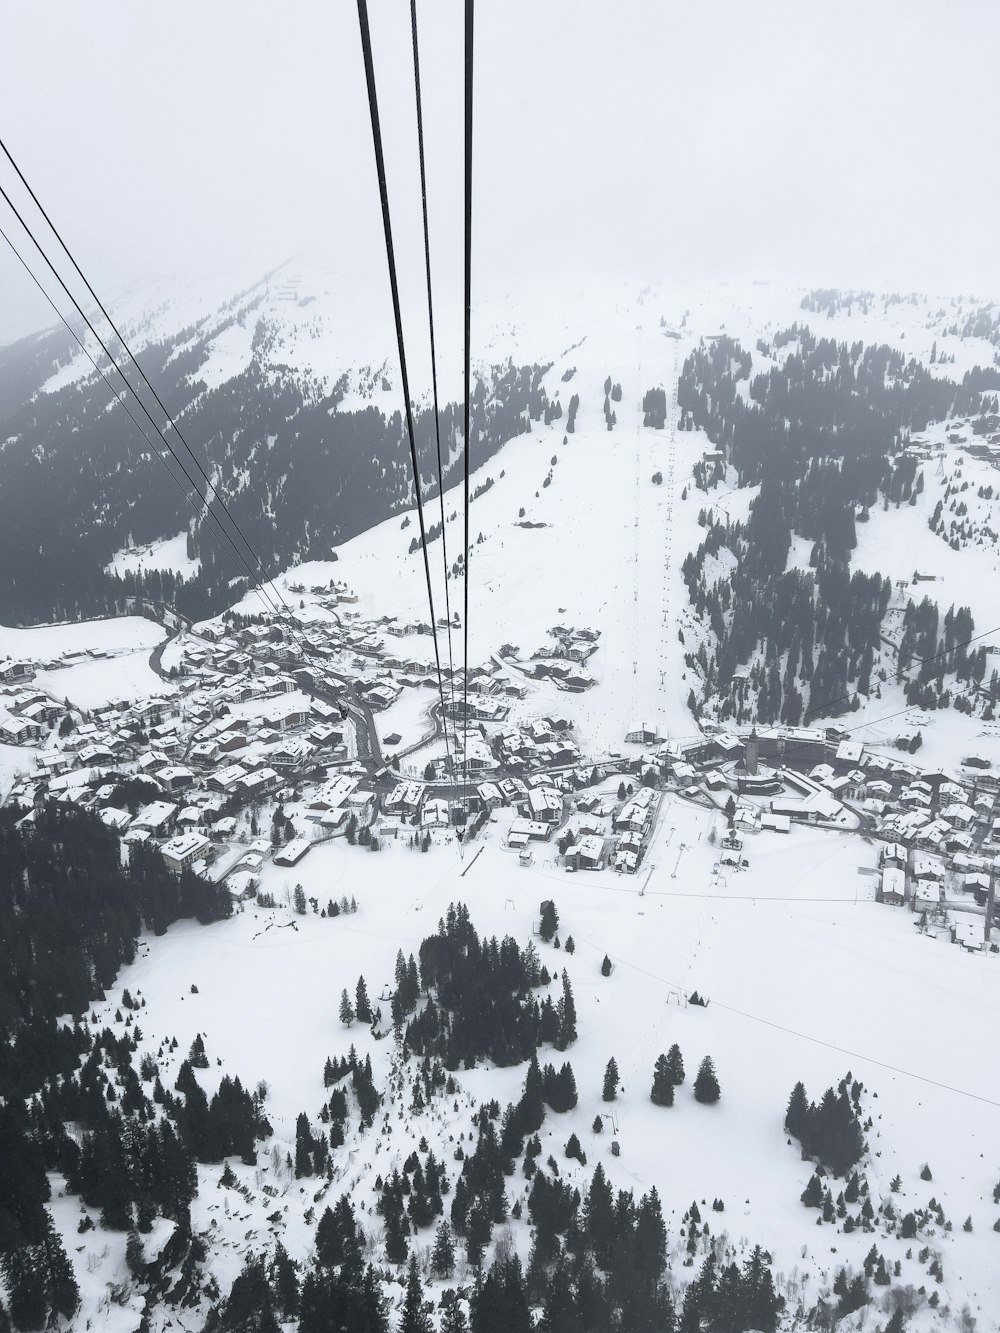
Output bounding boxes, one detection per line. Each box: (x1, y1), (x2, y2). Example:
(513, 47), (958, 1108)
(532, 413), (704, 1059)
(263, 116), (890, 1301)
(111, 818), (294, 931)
(1, 0), (999, 345)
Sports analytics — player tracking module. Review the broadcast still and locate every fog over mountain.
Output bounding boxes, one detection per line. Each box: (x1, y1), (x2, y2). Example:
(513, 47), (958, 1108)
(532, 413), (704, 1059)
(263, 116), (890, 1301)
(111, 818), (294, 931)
(2, 0), (1000, 349)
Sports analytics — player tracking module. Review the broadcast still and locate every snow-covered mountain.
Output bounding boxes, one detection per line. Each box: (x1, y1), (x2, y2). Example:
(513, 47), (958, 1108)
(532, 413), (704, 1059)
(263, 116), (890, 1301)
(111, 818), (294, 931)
(3, 275), (1000, 1333)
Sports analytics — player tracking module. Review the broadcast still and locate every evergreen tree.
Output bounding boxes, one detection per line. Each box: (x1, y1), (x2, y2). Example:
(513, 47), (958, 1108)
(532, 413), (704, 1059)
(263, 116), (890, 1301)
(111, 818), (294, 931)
(400, 1254), (431, 1333)
(693, 1056), (720, 1104)
(189, 1032), (209, 1068)
(555, 971), (577, 1051)
(600, 955), (612, 977)
(665, 1043), (685, 1086)
(602, 1058), (620, 1103)
(539, 900), (559, 943)
(650, 1054), (675, 1107)
(1, 1247), (47, 1332)
(432, 1220), (456, 1279)
(784, 1081), (808, 1139)
(339, 989), (355, 1027)
(800, 1171), (823, 1208)
(384, 1206), (409, 1265)
(355, 977), (372, 1024)
(440, 1291), (469, 1333)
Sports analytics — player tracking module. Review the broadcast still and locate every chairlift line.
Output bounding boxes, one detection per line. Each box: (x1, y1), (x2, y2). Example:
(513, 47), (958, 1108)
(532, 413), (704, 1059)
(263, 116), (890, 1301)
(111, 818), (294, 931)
(356, 0), (455, 809)
(0, 185), (288, 624)
(461, 0), (475, 831)
(410, 0), (458, 782)
(0, 134), (295, 625)
(0, 222), (279, 621)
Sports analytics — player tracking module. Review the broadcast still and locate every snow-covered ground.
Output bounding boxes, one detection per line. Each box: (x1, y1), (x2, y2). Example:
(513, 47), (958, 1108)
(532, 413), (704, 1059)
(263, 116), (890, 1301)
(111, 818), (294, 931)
(107, 531), (200, 579)
(34, 650), (174, 711)
(68, 794), (1000, 1331)
(0, 614), (165, 665)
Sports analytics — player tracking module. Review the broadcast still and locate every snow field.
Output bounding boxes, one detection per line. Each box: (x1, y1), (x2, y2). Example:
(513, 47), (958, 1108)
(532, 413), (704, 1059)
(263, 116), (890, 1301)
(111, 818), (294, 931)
(71, 793), (1000, 1329)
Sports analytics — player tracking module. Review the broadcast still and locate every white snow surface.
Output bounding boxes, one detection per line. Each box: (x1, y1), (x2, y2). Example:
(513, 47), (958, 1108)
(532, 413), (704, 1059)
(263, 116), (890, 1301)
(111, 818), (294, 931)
(70, 799), (1000, 1332)
(107, 531), (200, 579)
(0, 614), (166, 664)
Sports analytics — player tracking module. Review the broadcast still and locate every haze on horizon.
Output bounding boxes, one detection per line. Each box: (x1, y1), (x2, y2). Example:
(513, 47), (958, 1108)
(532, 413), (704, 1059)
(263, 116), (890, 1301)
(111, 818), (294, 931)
(1, 0), (999, 347)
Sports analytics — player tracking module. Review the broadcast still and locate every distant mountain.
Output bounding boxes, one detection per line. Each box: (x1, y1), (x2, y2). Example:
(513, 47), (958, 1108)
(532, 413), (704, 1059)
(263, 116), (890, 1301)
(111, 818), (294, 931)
(0, 266), (552, 625)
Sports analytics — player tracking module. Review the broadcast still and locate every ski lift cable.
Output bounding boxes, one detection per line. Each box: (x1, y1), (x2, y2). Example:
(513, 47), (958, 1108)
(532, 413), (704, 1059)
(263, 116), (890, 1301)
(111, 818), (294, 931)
(461, 0), (475, 827)
(410, 0), (457, 781)
(356, 0), (454, 795)
(585, 938), (1000, 1109)
(0, 221), (278, 619)
(0, 198), (285, 622)
(0, 135), (295, 624)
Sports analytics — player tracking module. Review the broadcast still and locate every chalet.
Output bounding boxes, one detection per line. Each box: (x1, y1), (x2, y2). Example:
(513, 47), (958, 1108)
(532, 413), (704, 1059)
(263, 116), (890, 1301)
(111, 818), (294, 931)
(206, 764), (249, 794)
(953, 918), (985, 952)
(614, 848), (639, 873)
(760, 812), (791, 834)
(477, 782), (503, 809)
(266, 702), (310, 731)
(613, 787), (655, 832)
(0, 660), (34, 683)
(386, 782), (425, 817)
(241, 767), (280, 798)
(507, 818), (551, 846)
(526, 787), (562, 824)
(880, 842), (908, 868)
(567, 834), (604, 870)
(158, 765), (196, 792)
(421, 798), (450, 828)
(161, 832), (211, 874)
(98, 807), (133, 833)
(0, 711), (40, 744)
(131, 801), (177, 835)
(879, 866), (906, 906)
(274, 837), (312, 867)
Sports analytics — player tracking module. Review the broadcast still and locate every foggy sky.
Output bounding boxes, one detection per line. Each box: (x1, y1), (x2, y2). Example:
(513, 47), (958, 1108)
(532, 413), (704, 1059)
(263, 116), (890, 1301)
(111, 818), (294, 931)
(1, 0), (999, 345)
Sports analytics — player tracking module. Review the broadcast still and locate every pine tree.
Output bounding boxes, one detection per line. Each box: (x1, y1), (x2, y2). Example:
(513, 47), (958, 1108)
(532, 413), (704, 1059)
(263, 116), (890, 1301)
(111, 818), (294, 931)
(355, 976), (372, 1024)
(432, 1220), (456, 1278)
(293, 883), (307, 915)
(602, 1058), (620, 1103)
(126, 1229), (145, 1276)
(665, 1043), (685, 1086)
(555, 971), (577, 1050)
(440, 1291), (469, 1333)
(339, 989), (355, 1027)
(784, 1081), (808, 1139)
(693, 1056), (720, 1104)
(1, 1247), (47, 1332)
(600, 955), (612, 977)
(650, 1054), (675, 1107)
(800, 1171), (823, 1208)
(539, 900), (559, 943)
(43, 1216), (80, 1321)
(384, 1205), (409, 1265)
(400, 1254), (431, 1333)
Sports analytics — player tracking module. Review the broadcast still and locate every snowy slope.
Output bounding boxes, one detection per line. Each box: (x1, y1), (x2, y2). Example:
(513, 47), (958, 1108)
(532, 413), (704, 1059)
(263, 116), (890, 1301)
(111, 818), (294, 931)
(66, 798), (1000, 1332)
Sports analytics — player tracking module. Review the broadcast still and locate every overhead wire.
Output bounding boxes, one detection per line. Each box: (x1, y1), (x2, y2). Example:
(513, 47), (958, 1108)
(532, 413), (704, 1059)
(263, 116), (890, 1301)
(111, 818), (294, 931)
(0, 135), (294, 624)
(586, 936), (1000, 1110)
(409, 0), (457, 782)
(0, 221), (279, 619)
(0, 175), (288, 625)
(462, 0), (474, 826)
(356, 0), (453, 784)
